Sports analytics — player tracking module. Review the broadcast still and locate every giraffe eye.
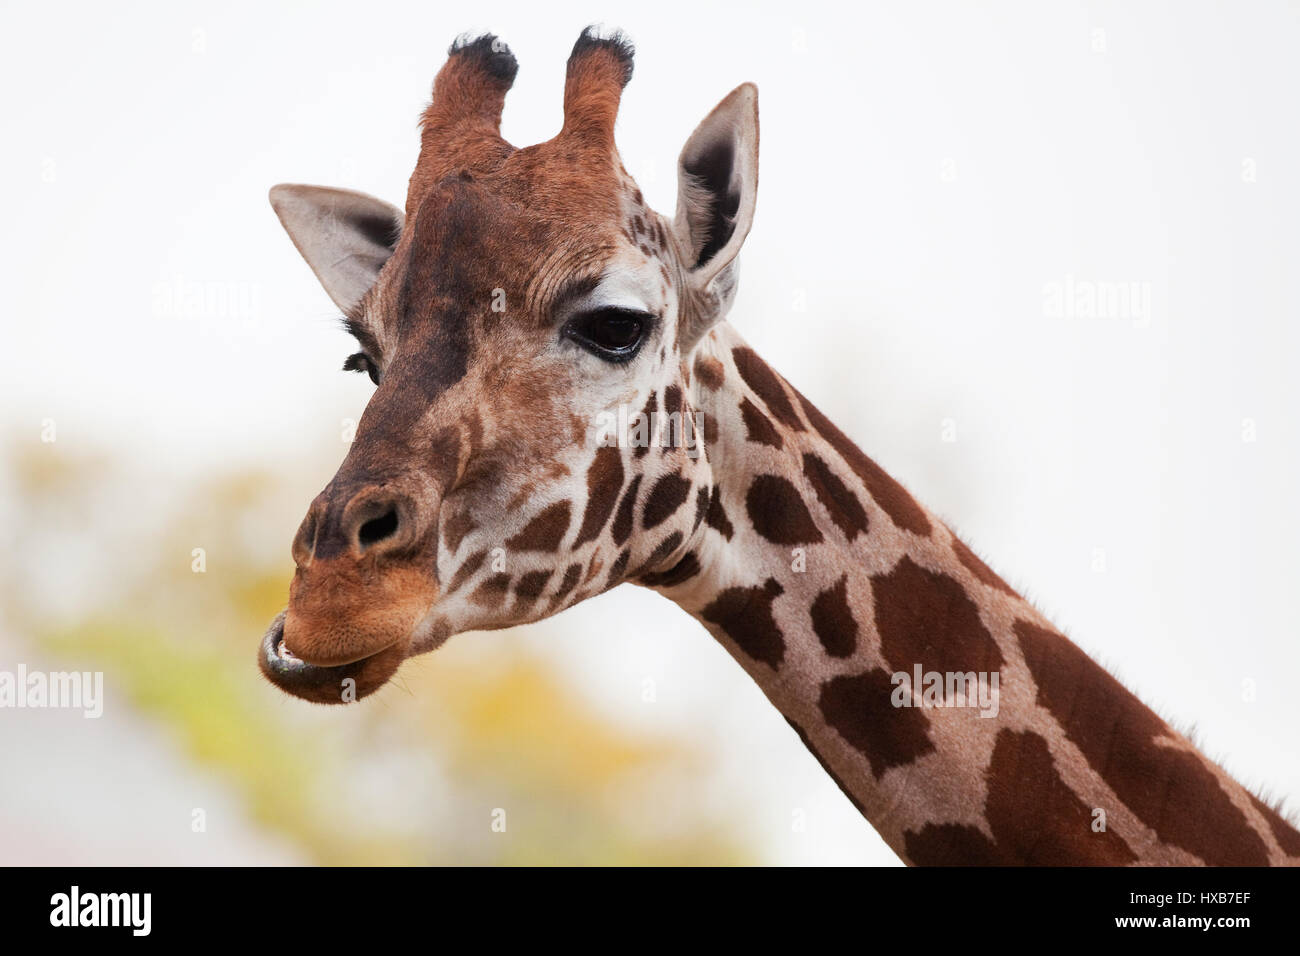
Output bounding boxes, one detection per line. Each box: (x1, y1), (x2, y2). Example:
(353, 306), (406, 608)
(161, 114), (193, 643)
(343, 351), (381, 385)
(564, 307), (651, 363)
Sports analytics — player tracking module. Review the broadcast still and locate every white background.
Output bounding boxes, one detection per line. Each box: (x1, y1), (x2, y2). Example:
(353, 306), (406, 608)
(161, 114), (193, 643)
(1, 0), (1297, 864)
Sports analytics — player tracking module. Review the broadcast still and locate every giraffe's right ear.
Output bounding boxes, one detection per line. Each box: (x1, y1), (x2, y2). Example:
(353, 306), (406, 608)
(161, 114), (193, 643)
(268, 184), (404, 314)
(673, 83), (758, 348)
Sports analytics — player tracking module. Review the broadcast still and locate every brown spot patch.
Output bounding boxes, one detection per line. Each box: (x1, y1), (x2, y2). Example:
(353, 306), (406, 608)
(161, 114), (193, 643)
(639, 531), (683, 576)
(549, 563), (583, 609)
(739, 397), (783, 449)
(732, 346), (805, 431)
(635, 391), (657, 459)
(904, 824), (1006, 866)
(425, 426), (463, 496)
(705, 486), (734, 540)
(1015, 619), (1270, 866)
(572, 446), (624, 548)
(640, 551), (701, 588)
(611, 475), (642, 546)
(746, 474), (824, 545)
(441, 508), (476, 555)
(692, 485), (710, 532)
(802, 453), (869, 539)
(694, 354), (725, 390)
(952, 536), (1017, 595)
(790, 384), (932, 536)
(819, 669), (935, 779)
(664, 384), (683, 419)
(984, 728), (1138, 865)
(701, 412), (719, 448)
(700, 578), (786, 668)
(447, 548), (487, 593)
(604, 548), (631, 589)
(811, 575), (857, 658)
(872, 556), (1003, 678)
(471, 572), (510, 608)
(568, 413), (588, 447)
(515, 569), (552, 607)
(1247, 794), (1300, 857)
(507, 500), (571, 552)
(643, 472), (692, 529)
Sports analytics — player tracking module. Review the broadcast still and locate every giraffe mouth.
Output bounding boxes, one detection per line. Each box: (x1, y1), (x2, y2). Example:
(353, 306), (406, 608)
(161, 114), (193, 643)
(257, 611), (407, 704)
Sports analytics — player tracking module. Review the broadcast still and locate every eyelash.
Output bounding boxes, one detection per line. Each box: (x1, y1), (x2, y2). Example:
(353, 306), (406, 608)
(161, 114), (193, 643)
(563, 307), (654, 363)
(343, 352), (380, 385)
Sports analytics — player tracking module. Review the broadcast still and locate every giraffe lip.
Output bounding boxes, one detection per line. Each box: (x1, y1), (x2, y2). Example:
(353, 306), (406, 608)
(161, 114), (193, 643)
(260, 613), (312, 674)
(257, 611), (405, 703)
(259, 611), (352, 678)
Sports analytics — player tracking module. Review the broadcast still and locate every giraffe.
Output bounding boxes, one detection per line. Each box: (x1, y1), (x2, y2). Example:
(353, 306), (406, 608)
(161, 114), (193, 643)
(258, 28), (1300, 865)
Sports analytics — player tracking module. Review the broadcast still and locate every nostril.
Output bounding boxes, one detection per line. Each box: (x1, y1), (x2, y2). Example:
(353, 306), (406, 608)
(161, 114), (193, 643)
(358, 506), (400, 550)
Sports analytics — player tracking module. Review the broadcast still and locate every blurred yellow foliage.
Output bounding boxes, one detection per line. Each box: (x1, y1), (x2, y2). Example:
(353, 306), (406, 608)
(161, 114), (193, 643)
(3, 438), (749, 865)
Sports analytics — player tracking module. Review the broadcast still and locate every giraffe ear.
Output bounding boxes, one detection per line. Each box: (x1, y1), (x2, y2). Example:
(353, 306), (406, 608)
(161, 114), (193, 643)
(673, 83), (758, 343)
(269, 184), (404, 314)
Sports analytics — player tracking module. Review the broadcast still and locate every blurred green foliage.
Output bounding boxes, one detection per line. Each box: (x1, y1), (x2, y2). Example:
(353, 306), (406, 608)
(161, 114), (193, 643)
(3, 438), (749, 864)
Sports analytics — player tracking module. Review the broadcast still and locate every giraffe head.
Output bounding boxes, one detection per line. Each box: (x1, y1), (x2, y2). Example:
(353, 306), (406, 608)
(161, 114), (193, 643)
(259, 29), (759, 703)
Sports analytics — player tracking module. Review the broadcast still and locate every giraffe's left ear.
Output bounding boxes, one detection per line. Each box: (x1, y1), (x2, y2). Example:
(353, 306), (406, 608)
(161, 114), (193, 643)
(673, 82), (758, 348)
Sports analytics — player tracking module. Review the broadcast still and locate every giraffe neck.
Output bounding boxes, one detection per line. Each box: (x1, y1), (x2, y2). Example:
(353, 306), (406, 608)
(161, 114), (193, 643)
(651, 321), (1300, 865)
